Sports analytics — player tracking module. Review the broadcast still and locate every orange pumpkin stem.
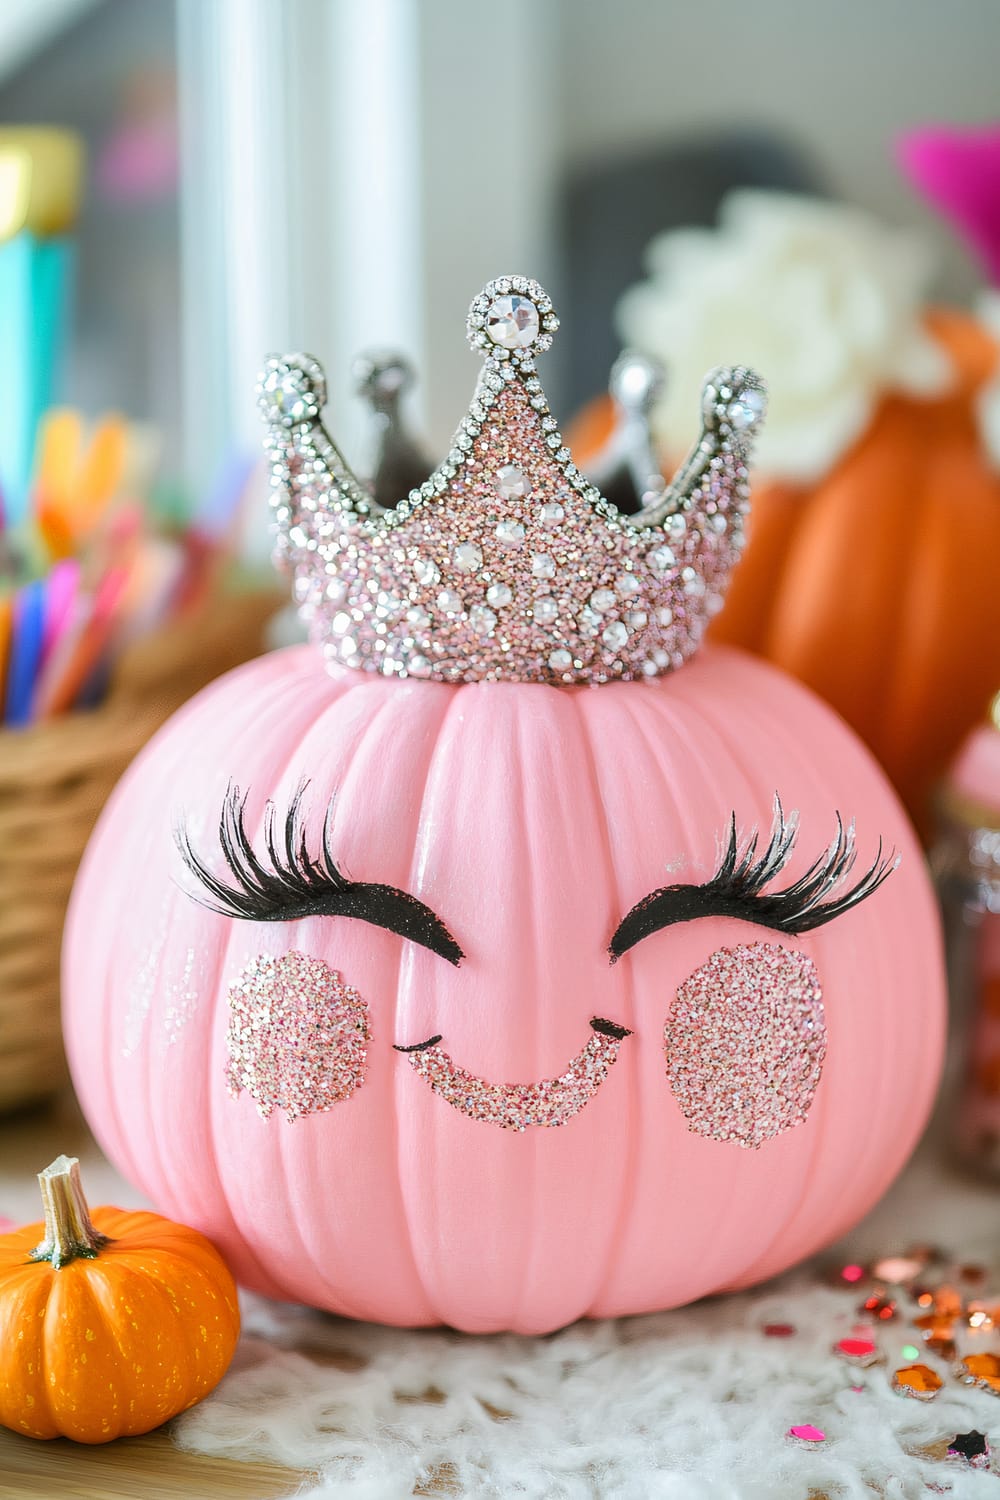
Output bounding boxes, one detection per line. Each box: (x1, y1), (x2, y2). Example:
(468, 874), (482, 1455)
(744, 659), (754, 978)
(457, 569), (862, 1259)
(30, 1155), (111, 1269)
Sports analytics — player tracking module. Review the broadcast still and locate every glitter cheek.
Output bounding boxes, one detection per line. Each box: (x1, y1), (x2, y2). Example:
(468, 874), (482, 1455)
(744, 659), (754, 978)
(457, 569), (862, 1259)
(225, 951), (371, 1122)
(664, 942), (826, 1150)
(402, 1028), (627, 1131)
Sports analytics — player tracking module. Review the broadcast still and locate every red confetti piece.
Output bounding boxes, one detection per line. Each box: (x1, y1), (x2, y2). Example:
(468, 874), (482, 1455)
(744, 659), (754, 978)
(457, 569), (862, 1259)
(833, 1337), (878, 1366)
(860, 1291), (897, 1321)
(763, 1322), (796, 1338)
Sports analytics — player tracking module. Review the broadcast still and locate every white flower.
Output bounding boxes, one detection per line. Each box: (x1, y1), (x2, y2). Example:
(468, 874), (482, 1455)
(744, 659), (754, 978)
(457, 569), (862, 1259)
(616, 190), (953, 483)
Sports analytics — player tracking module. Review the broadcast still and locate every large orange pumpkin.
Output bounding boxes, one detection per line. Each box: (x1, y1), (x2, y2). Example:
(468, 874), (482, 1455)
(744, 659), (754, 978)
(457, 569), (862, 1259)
(568, 310), (1000, 835)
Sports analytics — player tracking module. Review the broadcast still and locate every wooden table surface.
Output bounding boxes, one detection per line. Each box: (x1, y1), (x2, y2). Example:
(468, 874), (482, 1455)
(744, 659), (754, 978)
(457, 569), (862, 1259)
(0, 1429), (307, 1500)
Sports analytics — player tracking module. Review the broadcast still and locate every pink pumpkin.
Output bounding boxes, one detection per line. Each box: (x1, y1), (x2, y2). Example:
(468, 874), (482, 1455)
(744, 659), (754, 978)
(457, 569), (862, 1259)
(62, 275), (944, 1334)
(63, 643), (942, 1333)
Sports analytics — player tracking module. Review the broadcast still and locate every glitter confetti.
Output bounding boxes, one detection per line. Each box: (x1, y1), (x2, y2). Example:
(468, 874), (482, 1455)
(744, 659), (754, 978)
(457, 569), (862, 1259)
(958, 1352), (1000, 1394)
(834, 1337), (879, 1366)
(398, 1022), (629, 1131)
(901, 1344), (920, 1361)
(860, 1291), (897, 1321)
(946, 1430), (991, 1468)
(873, 1254), (925, 1283)
(892, 1363), (943, 1400)
(226, 951), (370, 1121)
(663, 943), (825, 1149)
(835, 1263), (867, 1286)
(931, 1285), (963, 1318)
(787, 1424), (825, 1445)
(965, 1301), (996, 1331)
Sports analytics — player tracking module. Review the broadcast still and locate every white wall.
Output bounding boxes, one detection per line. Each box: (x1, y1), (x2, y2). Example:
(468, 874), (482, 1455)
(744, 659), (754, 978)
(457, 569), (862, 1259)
(556, 0), (999, 301)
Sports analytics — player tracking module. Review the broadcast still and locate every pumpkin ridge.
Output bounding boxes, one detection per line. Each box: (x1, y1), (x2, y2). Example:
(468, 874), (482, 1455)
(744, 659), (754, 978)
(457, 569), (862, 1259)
(0, 1269), (58, 1438)
(290, 675), (452, 1320)
(572, 688), (644, 1318)
(680, 664), (843, 1285)
(197, 661), (364, 1303)
(393, 680), (484, 1327)
(634, 665), (774, 1297)
(44, 1267), (130, 1441)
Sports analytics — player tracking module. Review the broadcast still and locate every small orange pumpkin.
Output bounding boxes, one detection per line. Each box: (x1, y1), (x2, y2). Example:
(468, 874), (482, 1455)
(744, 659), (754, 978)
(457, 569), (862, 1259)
(0, 1155), (239, 1443)
(569, 310), (1000, 835)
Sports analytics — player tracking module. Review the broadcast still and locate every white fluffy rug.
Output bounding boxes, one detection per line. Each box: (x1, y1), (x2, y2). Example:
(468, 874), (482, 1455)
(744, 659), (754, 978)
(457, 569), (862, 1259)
(173, 1266), (1000, 1499)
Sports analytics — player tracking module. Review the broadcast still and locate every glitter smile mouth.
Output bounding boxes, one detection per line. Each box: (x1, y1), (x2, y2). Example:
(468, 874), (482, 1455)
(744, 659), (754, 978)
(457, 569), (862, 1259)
(393, 1017), (631, 1131)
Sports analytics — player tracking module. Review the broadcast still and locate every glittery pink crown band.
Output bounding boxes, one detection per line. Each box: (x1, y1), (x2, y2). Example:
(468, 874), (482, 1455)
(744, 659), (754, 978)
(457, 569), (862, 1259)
(258, 275), (766, 684)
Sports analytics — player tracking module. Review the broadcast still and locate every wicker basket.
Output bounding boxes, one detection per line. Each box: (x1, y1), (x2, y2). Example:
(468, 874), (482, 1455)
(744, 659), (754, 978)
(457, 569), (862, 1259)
(0, 590), (281, 1113)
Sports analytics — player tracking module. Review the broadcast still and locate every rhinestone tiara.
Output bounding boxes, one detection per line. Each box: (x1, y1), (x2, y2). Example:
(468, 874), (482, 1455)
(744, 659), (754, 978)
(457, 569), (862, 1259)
(258, 275), (766, 684)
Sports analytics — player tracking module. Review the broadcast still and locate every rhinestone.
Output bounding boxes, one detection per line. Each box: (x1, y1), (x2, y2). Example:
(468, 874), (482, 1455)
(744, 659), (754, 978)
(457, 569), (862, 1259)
(406, 605), (431, 630)
(549, 648), (573, 671)
(331, 611), (352, 635)
(540, 501), (565, 526)
(452, 542), (483, 574)
(590, 588), (617, 614)
(408, 655), (431, 677)
(265, 368), (316, 423)
(533, 596), (558, 625)
(709, 512), (728, 534)
(469, 605), (497, 637)
(485, 294), (540, 350)
(627, 609), (648, 629)
(666, 514), (687, 541)
(495, 465), (531, 500)
(602, 620), (629, 650)
(437, 589), (462, 614)
(413, 557), (439, 587)
(648, 545), (676, 574)
(339, 635), (357, 658)
(496, 520), (525, 547)
(726, 387), (766, 430)
(616, 572), (641, 597)
(682, 568), (706, 597)
(532, 553), (556, 580)
(657, 607), (674, 627)
(486, 582), (512, 607)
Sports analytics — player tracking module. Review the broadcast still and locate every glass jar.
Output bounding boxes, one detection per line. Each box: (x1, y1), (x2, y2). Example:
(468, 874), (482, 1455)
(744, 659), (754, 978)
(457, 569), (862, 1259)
(931, 700), (1000, 1177)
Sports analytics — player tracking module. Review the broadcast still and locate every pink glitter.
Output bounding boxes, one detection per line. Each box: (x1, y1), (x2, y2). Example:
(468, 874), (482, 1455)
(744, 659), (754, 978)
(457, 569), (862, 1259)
(400, 1024), (628, 1130)
(664, 943), (825, 1150)
(226, 951), (370, 1121)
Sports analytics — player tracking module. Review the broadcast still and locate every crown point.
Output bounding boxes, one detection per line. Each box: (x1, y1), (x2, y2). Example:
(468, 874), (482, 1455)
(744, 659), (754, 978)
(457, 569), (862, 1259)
(468, 277), (557, 360)
(258, 355), (326, 427)
(701, 366), (768, 439)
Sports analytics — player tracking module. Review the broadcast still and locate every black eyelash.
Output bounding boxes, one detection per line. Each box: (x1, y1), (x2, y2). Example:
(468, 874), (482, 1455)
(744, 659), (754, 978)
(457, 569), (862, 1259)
(174, 782), (464, 965)
(609, 797), (897, 961)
